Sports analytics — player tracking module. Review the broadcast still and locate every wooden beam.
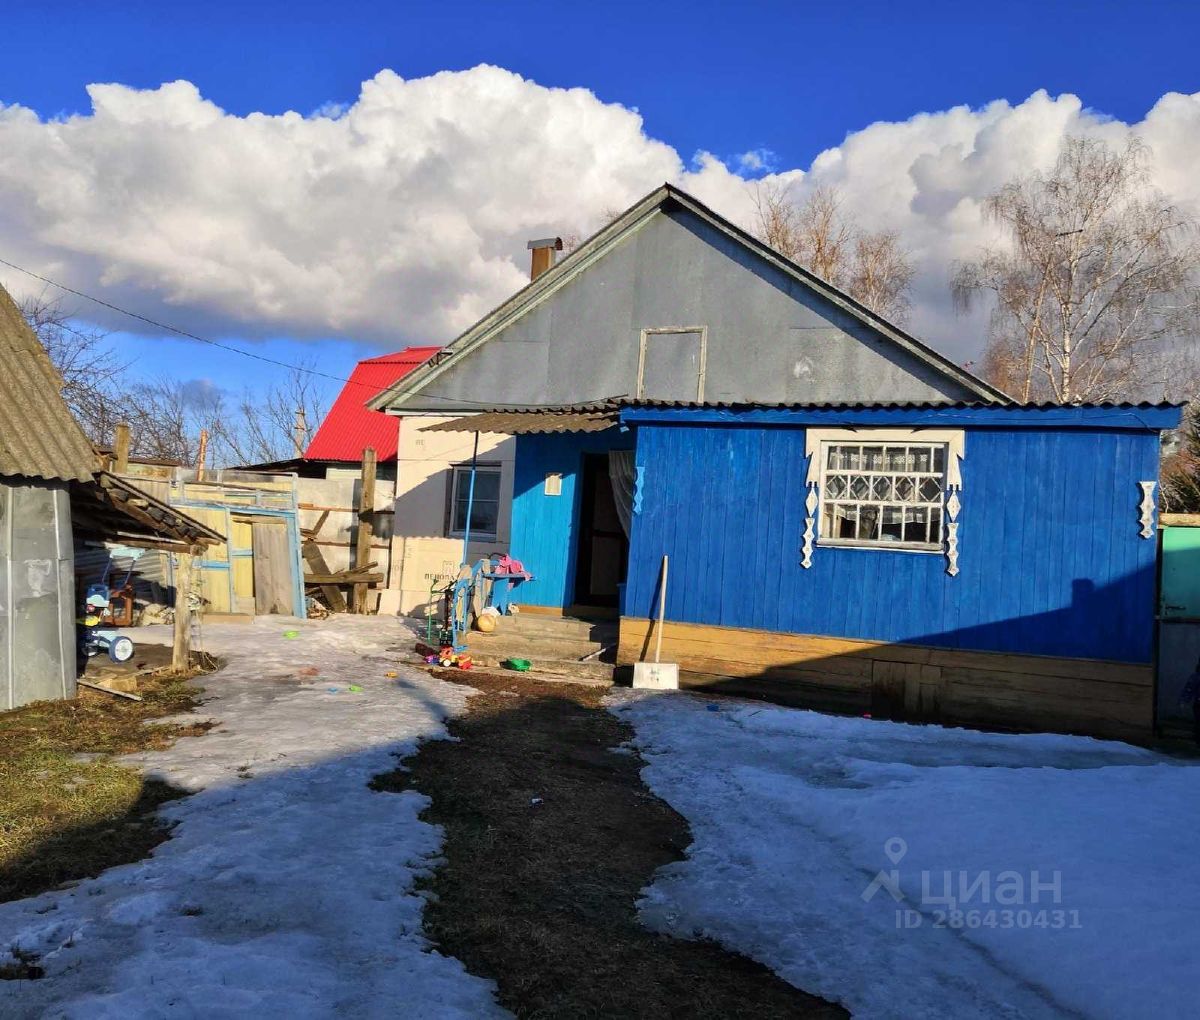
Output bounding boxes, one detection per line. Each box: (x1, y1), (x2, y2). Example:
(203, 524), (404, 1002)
(195, 428), (209, 482)
(353, 447), (377, 614)
(299, 502), (394, 514)
(78, 680), (144, 702)
(172, 549), (194, 672)
(113, 422), (131, 474)
(304, 571), (384, 586)
(1161, 513), (1200, 527)
(302, 540), (348, 612)
(307, 539), (390, 551)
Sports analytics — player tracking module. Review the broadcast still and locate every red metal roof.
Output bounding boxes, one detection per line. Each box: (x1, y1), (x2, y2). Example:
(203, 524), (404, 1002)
(305, 347), (440, 462)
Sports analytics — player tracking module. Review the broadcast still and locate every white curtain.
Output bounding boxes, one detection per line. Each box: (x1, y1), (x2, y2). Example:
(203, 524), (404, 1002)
(608, 450), (636, 538)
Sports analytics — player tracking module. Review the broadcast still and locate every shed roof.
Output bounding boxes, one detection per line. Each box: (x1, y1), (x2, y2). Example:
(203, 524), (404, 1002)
(420, 407), (618, 435)
(0, 283), (99, 482)
(72, 472), (223, 551)
(306, 346), (440, 462)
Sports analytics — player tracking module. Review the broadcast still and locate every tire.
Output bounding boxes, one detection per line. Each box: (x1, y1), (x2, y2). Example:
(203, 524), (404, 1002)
(108, 636), (135, 663)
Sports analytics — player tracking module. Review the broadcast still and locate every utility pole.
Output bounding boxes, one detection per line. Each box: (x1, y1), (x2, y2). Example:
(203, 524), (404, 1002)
(293, 408), (308, 457)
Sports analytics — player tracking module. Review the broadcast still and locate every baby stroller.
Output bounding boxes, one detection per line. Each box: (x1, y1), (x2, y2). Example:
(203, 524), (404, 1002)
(79, 552), (141, 663)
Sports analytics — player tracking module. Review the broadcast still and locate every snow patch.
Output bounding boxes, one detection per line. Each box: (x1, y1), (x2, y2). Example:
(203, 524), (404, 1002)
(0, 617), (505, 1018)
(610, 689), (1199, 1019)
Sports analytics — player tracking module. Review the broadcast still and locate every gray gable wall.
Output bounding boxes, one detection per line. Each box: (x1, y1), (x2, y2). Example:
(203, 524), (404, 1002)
(396, 206), (979, 410)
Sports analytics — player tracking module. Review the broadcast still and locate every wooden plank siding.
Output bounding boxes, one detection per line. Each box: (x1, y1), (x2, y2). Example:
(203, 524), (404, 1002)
(625, 423), (1161, 665)
(509, 430), (634, 608)
(618, 617), (1154, 741)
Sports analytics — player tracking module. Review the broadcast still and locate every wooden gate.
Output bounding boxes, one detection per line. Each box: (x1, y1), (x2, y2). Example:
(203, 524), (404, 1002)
(252, 518), (293, 615)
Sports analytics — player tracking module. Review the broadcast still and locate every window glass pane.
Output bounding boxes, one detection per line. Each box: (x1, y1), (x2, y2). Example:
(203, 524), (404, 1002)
(918, 477), (942, 502)
(466, 500), (498, 535)
(453, 468), (501, 535)
(933, 447), (946, 473)
(471, 470), (501, 502)
(859, 506), (880, 541)
(863, 446), (885, 470)
(881, 506), (904, 542)
(929, 507), (943, 543)
(903, 506), (928, 544)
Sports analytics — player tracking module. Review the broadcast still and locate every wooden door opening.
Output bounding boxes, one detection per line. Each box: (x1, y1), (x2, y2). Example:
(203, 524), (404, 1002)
(574, 454), (628, 608)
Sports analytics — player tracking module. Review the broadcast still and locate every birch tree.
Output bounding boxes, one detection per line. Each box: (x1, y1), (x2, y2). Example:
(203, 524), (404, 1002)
(753, 182), (914, 322)
(953, 136), (1199, 402)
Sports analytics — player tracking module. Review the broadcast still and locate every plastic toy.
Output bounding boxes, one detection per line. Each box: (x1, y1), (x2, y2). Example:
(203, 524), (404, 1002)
(79, 582), (135, 663)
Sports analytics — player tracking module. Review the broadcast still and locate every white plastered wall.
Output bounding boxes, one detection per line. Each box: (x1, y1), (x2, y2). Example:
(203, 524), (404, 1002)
(389, 416), (515, 616)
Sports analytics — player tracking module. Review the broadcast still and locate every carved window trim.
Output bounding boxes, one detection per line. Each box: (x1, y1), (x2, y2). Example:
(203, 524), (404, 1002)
(802, 427), (965, 576)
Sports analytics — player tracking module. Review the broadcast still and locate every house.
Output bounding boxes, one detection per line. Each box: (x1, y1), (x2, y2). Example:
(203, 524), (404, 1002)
(428, 398), (1180, 741)
(370, 183), (1003, 613)
(0, 284), (220, 710)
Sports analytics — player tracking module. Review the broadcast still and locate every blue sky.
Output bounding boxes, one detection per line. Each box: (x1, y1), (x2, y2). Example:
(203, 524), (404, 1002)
(6, 1), (1195, 170)
(1, 1), (1197, 408)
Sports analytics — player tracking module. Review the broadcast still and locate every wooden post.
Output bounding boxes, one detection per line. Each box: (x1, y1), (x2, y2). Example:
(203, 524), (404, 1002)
(113, 422), (131, 474)
(353, 447), (377, 614)
(655, 554), (669, 664)
(172, 547), (194, 672)
(293, 408), (308, 457)
(195, 429), (209, 482)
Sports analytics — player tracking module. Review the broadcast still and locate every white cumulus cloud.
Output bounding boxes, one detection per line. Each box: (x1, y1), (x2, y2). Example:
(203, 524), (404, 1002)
(0, 67), (1197, 365)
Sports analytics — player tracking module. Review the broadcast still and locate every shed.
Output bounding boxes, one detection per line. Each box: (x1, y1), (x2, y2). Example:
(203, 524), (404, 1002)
(0, 283), (219, 710)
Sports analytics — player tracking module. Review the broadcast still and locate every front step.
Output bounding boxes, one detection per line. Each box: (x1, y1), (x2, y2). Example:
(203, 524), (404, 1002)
(464, 631), (613, 661)
(480, 613), (617, 642)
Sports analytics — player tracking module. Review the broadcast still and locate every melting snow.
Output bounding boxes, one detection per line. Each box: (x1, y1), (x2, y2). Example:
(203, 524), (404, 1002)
(0, 617), (504, 1019)
(609, 689), (1200, 1020)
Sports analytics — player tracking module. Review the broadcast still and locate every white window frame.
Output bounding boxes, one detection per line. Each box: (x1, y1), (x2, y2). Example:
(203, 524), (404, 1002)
(636, 326), (708, 401)
(802, 427), (965, 562)
(447, 463), (502, 541)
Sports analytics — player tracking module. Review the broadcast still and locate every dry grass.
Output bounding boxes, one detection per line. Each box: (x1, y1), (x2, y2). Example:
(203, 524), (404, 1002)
(0, 657), (216, 908)
(377, 669), (846, 1019)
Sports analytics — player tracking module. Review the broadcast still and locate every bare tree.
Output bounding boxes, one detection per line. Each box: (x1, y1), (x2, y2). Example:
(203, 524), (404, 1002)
(225, 362), (330, 466)
(752, 182), (913, 322)
(953, 136), (1199, 402)
(123, 377), (230, 465)
(1162, 403), (1200, 511)
(21, 293), (130, 446)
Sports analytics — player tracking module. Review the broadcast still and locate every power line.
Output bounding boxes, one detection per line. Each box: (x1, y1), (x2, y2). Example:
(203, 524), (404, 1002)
(0, 255), (622, 408)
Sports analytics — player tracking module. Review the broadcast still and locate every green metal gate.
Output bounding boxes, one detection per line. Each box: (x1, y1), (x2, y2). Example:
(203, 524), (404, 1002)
(1158, 522), (1200, 730)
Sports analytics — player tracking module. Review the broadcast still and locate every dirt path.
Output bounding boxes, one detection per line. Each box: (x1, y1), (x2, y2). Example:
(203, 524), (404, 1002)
(380, 670), (847, 1019)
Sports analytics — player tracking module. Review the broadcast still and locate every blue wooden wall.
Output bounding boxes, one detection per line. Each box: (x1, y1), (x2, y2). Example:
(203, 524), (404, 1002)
(625, 422), (1163, 663)
(510, 430), (633, 607)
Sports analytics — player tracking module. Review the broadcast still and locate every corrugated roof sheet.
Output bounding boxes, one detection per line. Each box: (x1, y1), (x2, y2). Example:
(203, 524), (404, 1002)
(0, 283), (99, 482)
(420, 408), (618, 435)
(420, 398), (1183, 415)
(618, 398), (1184, 411)
(305, 346), (440, 462)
